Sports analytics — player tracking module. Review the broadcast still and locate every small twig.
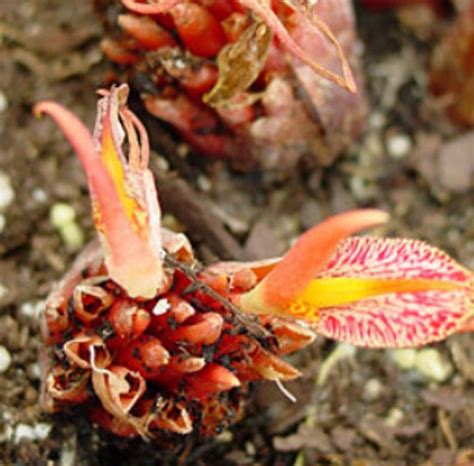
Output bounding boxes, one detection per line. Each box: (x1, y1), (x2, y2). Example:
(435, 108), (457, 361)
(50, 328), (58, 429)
(449, 340), (474, 383)
(438, 409), (458, 451)
(177, 436), (194, 466)
(156, 173), (248, 261)
(163, 253), (271, 339)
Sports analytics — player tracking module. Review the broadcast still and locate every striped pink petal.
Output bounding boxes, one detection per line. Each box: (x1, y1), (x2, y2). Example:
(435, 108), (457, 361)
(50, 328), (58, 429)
(320, 236), (471, 282)
(316, 237), (474, 347)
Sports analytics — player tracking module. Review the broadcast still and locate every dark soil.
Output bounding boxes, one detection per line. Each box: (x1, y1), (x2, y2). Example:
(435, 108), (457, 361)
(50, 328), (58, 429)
(1, 1), (474, 465)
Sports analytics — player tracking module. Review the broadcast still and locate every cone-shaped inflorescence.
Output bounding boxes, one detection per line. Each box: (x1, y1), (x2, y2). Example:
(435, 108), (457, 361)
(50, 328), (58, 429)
(36, 85), (314, 440)
(94, 0), (368, 170)
(37, 85), (474, 440)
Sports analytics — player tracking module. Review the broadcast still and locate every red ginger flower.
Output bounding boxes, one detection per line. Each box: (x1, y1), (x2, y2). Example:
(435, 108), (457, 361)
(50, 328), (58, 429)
(36, 85), (473, 440)
(235, 219), (474, 347)
(35, 85), (314, 439)
(95, 0), (367, 169)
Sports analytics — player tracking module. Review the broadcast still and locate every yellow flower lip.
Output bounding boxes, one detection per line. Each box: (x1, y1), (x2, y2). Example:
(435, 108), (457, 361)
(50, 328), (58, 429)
(292, 276), (465, 320)
(100, 117), (143, 231)
(237, 209), (390, 315)
(236, 218), (473, 348)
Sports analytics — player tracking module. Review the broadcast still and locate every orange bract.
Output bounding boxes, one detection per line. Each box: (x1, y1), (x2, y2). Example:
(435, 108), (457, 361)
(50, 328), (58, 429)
(36, 86), (166, 298)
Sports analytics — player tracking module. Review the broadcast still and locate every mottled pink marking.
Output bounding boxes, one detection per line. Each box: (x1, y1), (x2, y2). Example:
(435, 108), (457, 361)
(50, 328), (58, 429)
(318, 289), (469, 347)
(320, 236), (471, 283)
(315, 237), (473, 347)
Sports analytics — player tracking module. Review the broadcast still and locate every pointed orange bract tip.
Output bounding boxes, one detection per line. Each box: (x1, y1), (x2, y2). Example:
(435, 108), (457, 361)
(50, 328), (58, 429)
(36, 86), (166, 298)
(236, 209), (389, 315)
(288, 277), (465, 321)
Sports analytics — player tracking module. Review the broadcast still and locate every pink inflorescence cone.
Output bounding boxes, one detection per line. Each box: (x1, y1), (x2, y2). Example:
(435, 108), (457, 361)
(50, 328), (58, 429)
(94, 0), (368, 170)
(36, 85), (314, 440)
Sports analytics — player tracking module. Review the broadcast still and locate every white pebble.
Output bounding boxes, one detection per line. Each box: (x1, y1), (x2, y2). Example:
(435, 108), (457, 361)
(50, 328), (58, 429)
(0, 345), (12, 373)
(350, 176), (375, 201)
(0, 283), (8, 300)
(153, 298), (171, 316)
(384, 407), (404, 427)
(363, 378), (384, 402)
(34, 423), (52, 440)
(0, 416), (13, 443)
(49, 203), (76, 228)
(20, 300), (44, 320)
(245, 441), (256, 456)
(60, 222), (85, 250)
(31, 188), (48, 203)
(197, 174), (211, 192)
(216, 430), (233, 443)
(155, 155), (170, 172)
(0, 424), (13, 443)
(386, 134), (412, 159)
(28, 362), (41, 380)
(369, 111), (386, 129)
(14, 424), (35, 444)
(415, 348), (452, 382)
(0, 172), (14, 211)
(390, 348), (417, 370)
(0, 90), (7, 113)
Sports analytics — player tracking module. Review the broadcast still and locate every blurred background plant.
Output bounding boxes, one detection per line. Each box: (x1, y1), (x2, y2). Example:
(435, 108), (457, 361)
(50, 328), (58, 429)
(95, 0), (368, 170)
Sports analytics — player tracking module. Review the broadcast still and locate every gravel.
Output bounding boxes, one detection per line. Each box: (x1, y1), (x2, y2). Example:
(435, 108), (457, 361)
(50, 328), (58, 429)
(386, 133), (412, 159)
(415, 348), (453, 382)
(0, 345), (12, 373)
(49, 203), (76, 228)
(0, 172), (14, 211)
